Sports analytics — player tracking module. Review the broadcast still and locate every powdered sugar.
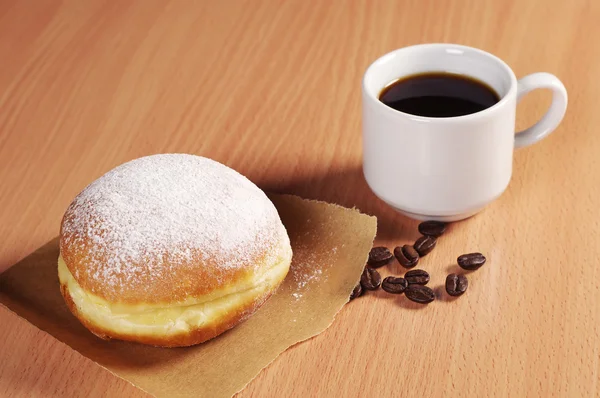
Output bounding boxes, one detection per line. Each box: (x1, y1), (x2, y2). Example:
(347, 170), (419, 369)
(288, 246), (336, 301)
(61, 154), (285, 293)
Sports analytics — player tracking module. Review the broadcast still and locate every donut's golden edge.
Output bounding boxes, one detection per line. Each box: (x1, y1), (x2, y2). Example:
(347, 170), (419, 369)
(58, 245), (292, 347)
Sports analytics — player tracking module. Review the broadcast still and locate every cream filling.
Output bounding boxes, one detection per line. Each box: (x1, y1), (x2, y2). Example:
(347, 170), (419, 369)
(58, 254), (290, 337)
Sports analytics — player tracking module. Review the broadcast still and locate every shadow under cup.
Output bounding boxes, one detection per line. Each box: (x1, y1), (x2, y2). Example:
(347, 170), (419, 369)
(362, 44), (519, 222)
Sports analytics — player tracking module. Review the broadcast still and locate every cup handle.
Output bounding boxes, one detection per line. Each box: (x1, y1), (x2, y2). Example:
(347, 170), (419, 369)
(514, 72), (568, 148)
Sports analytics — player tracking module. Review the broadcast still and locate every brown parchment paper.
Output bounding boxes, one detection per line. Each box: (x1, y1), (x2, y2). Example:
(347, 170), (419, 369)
(0, 194), (377, 398)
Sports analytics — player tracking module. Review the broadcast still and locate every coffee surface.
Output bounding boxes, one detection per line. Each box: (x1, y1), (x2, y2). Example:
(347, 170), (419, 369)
(379, 72), (500, 117)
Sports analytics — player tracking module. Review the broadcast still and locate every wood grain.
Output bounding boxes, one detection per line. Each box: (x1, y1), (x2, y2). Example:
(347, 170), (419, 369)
(1, 0), (599, 397)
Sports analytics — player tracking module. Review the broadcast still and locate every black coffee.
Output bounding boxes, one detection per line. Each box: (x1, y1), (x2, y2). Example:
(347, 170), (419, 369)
(379, 72), (500, 117)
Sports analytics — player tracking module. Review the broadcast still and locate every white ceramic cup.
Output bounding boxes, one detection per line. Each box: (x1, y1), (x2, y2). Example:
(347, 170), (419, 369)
(362, 43), (568, 221)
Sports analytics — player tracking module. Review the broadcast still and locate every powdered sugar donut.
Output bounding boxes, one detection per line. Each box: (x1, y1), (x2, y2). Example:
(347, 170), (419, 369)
(58, 154), (292, 347)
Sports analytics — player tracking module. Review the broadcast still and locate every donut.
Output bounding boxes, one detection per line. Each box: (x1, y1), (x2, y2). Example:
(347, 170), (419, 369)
(58, 154), (292, 347)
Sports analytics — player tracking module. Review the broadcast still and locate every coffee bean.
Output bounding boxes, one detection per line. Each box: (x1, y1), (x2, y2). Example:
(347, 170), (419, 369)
(418, 220), (447, 237)
(349, 284), (363, 300)
(414, 235), (437, 256)
(404, 269), (430, 285)
(457, 252), (486, 270)
(394, 245), (419, 268)
(381, 277), (408, 294)
(367, 246), (394, 268)
(360, 267), (382, 290)
(405, 285), (435, 304)
(445, 274), (468, 296)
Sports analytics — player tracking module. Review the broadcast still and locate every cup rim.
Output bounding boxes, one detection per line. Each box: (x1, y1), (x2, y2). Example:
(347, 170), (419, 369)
(362, 43), (518, 122)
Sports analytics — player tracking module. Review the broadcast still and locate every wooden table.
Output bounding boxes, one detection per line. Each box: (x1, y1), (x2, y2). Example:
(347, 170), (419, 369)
(1, 0), (599, 397)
